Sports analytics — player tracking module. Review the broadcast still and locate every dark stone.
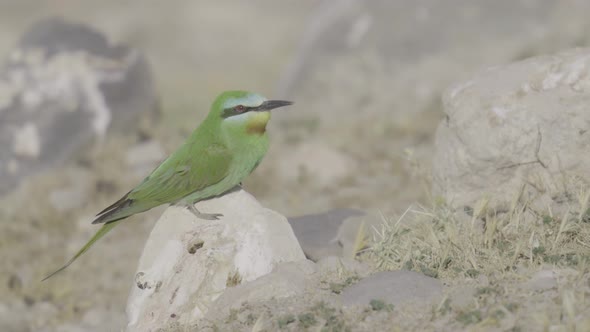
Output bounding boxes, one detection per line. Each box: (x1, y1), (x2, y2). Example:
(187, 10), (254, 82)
(288, 208), (365, 260)
(0, 17), (158, 195)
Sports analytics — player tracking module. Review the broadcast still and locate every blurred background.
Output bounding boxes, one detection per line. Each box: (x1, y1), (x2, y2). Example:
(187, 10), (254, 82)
(1, 1), (590, 331)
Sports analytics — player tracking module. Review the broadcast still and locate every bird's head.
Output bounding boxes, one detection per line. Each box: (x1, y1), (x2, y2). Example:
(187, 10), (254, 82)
(210, 91), (292, 135)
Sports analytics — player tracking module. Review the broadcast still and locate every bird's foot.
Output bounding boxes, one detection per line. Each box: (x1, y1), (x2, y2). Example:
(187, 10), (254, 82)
(187, 204), (223, 220)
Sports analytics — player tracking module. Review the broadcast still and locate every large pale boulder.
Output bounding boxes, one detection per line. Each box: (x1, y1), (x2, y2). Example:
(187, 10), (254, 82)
(125, 189), (305, 332)
(433, 48), (590, 209)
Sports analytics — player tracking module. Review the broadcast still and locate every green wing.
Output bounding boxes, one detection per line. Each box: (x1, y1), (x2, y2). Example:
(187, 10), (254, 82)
(42, 142), (232, 280)
(129, 142), (232, 204)
(94, 141), (233, 223)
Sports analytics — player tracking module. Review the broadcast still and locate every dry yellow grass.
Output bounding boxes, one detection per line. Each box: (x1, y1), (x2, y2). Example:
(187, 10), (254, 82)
(365, 178), (590, 330)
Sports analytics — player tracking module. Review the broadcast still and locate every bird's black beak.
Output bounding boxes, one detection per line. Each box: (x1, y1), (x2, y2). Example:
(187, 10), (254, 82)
(258, 100), (293, 111)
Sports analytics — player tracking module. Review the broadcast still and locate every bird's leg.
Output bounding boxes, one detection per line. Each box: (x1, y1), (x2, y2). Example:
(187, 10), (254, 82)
(187, 204), (223, 220)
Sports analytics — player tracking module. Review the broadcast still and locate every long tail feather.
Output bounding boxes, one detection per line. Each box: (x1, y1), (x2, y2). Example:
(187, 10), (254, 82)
(42, 221), (119, 281)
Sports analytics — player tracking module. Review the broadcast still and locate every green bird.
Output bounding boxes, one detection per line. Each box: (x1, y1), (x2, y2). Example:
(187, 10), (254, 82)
(43, 90), (292, 281)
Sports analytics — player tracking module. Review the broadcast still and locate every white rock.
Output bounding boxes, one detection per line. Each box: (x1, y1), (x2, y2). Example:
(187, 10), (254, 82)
(433, 48), (590, 209)
(125, 189), (305, 332)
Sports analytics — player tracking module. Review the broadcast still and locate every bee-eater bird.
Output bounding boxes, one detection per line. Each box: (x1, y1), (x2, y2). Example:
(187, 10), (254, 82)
(43, 90), (293, 280)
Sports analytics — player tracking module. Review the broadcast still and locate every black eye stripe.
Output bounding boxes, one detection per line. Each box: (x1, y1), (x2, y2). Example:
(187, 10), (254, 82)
(221, 105), (253, 118)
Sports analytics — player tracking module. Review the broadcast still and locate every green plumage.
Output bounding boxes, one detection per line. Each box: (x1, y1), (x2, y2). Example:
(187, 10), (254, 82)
(43, 91), (292, 280)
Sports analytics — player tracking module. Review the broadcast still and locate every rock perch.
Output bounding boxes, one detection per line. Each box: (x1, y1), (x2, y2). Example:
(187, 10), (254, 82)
(125, 189), (305, 331)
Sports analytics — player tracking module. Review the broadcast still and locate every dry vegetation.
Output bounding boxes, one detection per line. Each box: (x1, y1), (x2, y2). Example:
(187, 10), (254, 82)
(183, 177), (590, 331)
(364, 176), (590, 331)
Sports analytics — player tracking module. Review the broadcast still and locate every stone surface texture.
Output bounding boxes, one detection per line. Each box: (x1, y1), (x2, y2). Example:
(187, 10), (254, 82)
(433, 48), (590, 209)
(340, 270), (443, 307)
(125, 189), (305, 332)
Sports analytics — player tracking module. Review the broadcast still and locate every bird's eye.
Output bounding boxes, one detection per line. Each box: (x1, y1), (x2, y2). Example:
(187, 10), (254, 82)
(234, 105), (245, 113)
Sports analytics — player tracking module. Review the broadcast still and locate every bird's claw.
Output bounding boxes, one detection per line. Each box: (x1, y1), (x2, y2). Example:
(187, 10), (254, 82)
(187, 204), (223, 221)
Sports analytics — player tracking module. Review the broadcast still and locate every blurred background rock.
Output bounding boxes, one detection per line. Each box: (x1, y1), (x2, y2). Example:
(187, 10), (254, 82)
(1, 1), (590, 331)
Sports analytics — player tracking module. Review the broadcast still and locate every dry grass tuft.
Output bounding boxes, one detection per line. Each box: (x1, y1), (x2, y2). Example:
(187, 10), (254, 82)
(368, 188), (590, 279)
(365, 179), (590, 330)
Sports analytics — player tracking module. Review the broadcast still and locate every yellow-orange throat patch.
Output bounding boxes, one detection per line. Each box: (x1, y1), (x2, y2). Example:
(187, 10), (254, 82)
(246, 111), (270, 134)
